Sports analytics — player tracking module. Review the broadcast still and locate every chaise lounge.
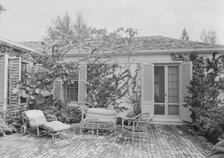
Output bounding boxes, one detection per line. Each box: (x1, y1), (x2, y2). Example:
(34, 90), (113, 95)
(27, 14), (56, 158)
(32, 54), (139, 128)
(21, 110), (71, 139)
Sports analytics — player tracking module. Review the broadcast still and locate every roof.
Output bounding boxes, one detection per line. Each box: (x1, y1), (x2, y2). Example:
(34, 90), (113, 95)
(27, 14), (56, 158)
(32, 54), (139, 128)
(133, 36), (224, 50)
(66, 36), (224, 57)
(0, 37), (35, 53)
(19, 36), (224, 56)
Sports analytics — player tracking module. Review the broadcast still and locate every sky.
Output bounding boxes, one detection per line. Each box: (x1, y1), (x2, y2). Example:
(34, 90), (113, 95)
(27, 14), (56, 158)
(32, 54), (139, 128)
(0, 0), (224, 44)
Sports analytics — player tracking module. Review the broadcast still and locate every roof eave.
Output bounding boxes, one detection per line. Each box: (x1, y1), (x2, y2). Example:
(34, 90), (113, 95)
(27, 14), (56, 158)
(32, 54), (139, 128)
(134, 48), (224, 55)
(0, 37), (36, 53)
(65, 48), (224, 58)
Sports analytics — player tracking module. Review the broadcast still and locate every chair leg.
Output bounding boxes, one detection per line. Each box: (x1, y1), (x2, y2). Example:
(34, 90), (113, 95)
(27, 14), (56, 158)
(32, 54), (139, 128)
(37, 127), (40, 137)
(132, 132), (134, 145)
(145, 131), (150, 142)
(80, 128), (82, 135)
(52, 134), (55, 139)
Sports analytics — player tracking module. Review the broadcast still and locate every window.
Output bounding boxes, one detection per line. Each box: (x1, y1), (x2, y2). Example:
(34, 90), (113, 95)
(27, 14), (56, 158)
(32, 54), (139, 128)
(65, 71), (79, 102)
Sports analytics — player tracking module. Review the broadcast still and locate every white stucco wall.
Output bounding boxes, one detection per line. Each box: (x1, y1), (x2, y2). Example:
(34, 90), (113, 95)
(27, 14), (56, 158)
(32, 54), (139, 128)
(63, 51), (223, 118)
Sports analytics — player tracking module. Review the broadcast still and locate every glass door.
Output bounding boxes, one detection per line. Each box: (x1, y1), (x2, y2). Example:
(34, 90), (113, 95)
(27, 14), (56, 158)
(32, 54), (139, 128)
(167, 66), (179, 116)
(154, 65), (179, 118)
(154, 66), (165, 115)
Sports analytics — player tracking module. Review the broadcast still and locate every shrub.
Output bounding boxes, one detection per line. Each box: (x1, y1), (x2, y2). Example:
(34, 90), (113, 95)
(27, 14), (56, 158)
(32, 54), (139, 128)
(116, 117), (132, 126)
(193, 106), (224, 143)
(172, 52), (224, 143)
(0, 113), (18, 135)
(42, 100), (83, 124)
(58, 106), (82, 123)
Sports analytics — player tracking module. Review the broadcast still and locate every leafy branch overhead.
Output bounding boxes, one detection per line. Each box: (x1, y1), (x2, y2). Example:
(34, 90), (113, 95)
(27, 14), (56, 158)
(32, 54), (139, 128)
(13, 12), (140, 116)
(43, 12), (138, 60)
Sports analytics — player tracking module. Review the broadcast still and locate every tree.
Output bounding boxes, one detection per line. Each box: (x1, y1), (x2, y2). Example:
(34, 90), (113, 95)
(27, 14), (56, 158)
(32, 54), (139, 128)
(200, 30), (217, 44)
(0, 3), (6, 14)
(44, 12), (137, 60)
(15, 12), (140, 117)
(180, 28), (190, 40)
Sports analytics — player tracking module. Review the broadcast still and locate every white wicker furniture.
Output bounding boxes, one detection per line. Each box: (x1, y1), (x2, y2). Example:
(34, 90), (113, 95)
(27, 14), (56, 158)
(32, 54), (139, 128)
(121, 113), (151, 144)
(21, 110), (71, 139)
(80, 108), (117, 135)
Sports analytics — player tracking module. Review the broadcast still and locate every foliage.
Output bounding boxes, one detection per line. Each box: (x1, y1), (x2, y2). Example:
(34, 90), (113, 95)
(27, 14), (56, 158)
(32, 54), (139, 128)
(0, 124), (14, 135)
(44, 12), (137, 60)
(13, 13), (139, 122)
(200, 30), (217, 44)
(180, 28), (190, 41)
(43, 100), (82, 123)
(0, 3), (6, 14)
(0, 112), (18, 135)
(126, 64), (142, 116)
(86, 57), (141, 113)
(172, 52), (224, 142)
(194, 106), (224, 143)
(87, 62), (129, 110)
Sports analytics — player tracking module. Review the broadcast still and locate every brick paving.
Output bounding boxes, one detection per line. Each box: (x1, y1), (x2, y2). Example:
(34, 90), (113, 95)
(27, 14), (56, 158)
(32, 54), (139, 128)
(0, 124), (213, 158)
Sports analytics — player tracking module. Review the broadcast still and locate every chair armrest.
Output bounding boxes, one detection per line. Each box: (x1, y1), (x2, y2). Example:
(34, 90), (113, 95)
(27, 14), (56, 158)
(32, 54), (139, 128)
(22, 111), (28, 120)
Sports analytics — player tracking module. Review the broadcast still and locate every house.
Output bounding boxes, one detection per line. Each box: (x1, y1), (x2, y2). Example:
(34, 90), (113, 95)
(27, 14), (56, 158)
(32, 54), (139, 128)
(61, 36), (224, 122)
(1, 36), (224, 123)
(0, 37), (34, 111)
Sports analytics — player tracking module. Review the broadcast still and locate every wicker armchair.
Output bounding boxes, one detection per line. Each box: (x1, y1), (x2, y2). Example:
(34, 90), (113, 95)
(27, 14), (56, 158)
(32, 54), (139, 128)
(121, 113), (151, 144)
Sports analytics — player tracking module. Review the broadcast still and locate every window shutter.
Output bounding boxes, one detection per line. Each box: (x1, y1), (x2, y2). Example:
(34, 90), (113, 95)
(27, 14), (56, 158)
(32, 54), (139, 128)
(53, 80), (63, 100)
(180, 62), (192, 122)
(0, 55), (9, 111)
(9, 57), (21, 109)
(141, 64), (154, 114)
(78, 65), (87, 103)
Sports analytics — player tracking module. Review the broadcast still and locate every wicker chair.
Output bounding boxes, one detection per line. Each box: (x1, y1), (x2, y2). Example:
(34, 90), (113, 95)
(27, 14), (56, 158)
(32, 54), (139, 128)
(121, 113), (151, 144)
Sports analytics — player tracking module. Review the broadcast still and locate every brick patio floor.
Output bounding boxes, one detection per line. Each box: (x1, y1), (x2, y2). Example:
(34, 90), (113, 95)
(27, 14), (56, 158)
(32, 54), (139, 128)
(0, 124), (213, 158)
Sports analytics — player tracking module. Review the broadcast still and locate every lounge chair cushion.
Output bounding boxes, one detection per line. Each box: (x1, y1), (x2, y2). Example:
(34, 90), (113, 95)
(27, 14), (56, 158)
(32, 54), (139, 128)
(84, 117), (115, 123)
(29, 117), (47, 127)
(24, 110), (45, 118)
(87, 108), (116, 116)
(24, 110), (47, 127)
(41, 121), (70, 132)
(84, 108), (116, 123)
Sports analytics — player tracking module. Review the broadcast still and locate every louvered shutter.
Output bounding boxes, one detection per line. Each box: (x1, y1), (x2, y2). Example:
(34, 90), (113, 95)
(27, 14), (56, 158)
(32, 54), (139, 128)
(0, 55), (9, 111)
(8, 57), (21, 109)
(78, 65), (87, 103)
(141, 64), (154, 114)
(180, 62), (192, 122)
(53, 80), (63, 100)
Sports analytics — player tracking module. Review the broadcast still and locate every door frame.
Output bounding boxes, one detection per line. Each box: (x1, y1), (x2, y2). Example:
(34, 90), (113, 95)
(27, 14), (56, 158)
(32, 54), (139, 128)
(153, 63), (180, 119)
